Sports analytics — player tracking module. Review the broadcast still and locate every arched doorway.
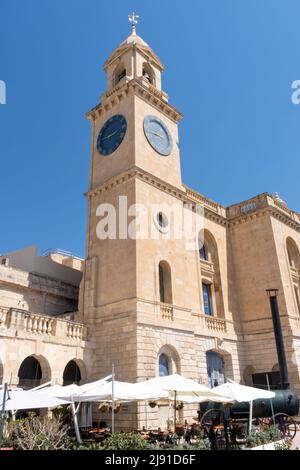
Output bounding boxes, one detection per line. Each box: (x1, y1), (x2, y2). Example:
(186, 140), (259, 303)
(206, 351), (225, 388)
(63, 360), (82, 385)
(18, 356), (42, 389)
(157, 346), (180, 429)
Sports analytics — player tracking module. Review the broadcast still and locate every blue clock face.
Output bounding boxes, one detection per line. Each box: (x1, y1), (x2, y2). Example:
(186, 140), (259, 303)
(143, 115), (173, 156)
(97, 114), (127, 156)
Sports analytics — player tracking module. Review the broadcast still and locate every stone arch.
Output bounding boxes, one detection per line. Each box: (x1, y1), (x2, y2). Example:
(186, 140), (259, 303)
(113, 62), (126, 87)
(158, 261), (173, 304)
(243, 365), (255, 385)
(286, 237), (300, 269)
(157, 344), (181, 376)
(142, 62), (155, 85)
(199, 229), (225, 317)
(205, 348), (233, 387)
(17, 354), (51, 389)
(286, 237), (300, 316)
(62, 359), (86, 385)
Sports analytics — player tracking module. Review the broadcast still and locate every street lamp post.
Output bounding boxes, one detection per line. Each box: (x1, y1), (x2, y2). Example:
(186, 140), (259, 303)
(266, 289), (289, 390)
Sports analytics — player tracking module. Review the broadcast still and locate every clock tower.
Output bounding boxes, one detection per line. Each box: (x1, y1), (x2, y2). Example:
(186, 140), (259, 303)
(81, 15), (199, 429)
(86, 16), (183, 191)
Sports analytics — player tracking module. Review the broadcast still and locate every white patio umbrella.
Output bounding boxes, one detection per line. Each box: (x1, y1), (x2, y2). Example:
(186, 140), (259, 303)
(34, 378), (111, 444)
(74, 380), (170, 402)
(0, 389), (70, 411)
(35, 383), (80, 398)
(136, 374), (232, 431)
(213, 380), (276, 402)
(213, 380), (276, 431)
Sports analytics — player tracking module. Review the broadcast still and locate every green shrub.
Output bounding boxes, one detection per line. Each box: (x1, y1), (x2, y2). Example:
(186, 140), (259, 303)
(75, 442), (104, 450)
(274, 440), (292, 450)
(102, 432), (149, 450)
(245, 425), (281, 448)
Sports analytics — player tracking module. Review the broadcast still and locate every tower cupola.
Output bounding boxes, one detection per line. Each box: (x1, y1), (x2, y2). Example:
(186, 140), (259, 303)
(103, 13), (165, 94)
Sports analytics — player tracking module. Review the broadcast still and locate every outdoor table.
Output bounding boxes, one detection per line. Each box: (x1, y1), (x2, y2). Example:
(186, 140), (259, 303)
(88, 428), (111, 442)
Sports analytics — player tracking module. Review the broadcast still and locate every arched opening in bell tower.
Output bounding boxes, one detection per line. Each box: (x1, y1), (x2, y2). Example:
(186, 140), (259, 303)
(142, 63), (155, 85)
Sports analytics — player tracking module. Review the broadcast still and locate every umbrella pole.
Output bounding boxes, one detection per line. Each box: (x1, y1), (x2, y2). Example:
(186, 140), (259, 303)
(112, 364), (115, 434)
(173, 391), (177, 433)
(0, 383), (8, 447)
(249, 400), (253, 433)
(71, 399), (82, 444)
(144, 401), (148, 430)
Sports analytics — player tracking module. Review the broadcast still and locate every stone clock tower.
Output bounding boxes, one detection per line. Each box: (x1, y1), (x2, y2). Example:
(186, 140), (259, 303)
(80, 18), (202, 428)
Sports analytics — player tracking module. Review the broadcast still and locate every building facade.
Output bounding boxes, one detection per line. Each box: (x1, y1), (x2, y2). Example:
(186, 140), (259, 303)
(1, 25), (300, 429)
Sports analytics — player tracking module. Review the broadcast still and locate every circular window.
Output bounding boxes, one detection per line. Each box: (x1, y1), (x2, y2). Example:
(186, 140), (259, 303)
(155, 212), (168, 233)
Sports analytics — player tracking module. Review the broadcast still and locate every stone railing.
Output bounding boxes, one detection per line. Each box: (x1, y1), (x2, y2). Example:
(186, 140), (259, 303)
(160, 304), (174, 321)
(273, 199), (300, 224)
(205, 316), (227, 333)
(24, 313), (54, 335)
(0, 307), (87, 343)
(66, 322), (86, 340)
(0, 306), (10, 327)
(185, 187), (220, 213)
(192, 312), (231, 335)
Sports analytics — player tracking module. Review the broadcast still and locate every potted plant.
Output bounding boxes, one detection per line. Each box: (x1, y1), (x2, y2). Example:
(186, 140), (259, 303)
(148, 401), (157, 408)
(244, 425), (286, 450)
(173, 401), (184, 411)
(99, 402), (110, 413)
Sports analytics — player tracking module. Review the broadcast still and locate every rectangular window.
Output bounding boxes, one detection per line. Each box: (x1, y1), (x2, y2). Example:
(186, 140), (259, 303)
(294, 286), (300, 315)
(199, 244), (207, 261)
(202, 283), (213, 316)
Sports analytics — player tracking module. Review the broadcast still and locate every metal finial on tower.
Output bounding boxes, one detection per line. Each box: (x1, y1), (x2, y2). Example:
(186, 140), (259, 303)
(128, 12), (139, 34)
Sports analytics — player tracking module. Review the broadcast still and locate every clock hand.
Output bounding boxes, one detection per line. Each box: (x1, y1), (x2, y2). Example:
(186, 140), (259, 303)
(150, 131), (164, 139)
(102, 130), (118, 141)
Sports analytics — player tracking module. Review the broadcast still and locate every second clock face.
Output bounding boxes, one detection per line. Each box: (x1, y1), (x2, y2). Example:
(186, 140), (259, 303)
(143, 115), (173, 156)
(97, 114), (127, 156)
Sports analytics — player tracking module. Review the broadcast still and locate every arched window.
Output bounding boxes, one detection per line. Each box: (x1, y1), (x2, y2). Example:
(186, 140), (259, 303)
(142, 63), (155, 85)
(159, 354), (170, 377)
(199, 230), (224, 318)
(63, 360), (82, 386)
(286, 237), (300, 269)
(202, 283), (213, 316)
(206, 352), (225, 388)
(18, 356), (42, 389)
(159, 261), (172, 304)
(286, 238), (300, 316)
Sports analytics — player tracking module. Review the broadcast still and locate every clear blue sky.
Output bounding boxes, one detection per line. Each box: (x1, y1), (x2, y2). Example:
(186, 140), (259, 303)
(1, 0), (299, 258)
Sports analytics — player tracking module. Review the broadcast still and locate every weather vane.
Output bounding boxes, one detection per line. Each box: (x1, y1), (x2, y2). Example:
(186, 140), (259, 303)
(128, 12), (139, 33)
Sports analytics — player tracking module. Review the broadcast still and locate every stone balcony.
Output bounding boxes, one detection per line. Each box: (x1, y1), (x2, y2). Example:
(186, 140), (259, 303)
(0, 306), (87, 343)
(227, 192), (300, 226)
(136, 299), (236, 339)
(160, 303), (174, 320)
